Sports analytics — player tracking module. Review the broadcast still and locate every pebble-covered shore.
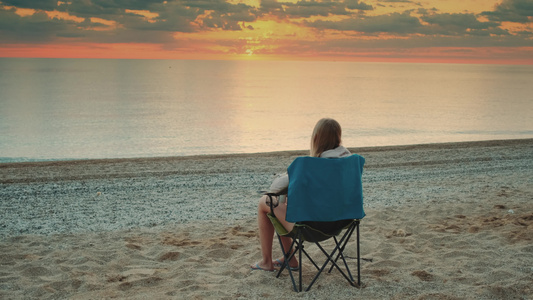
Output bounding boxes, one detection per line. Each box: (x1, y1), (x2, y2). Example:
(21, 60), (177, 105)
(1, 139), (531, 237)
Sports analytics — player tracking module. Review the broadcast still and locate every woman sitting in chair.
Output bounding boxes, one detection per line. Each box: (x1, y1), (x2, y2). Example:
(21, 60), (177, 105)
(251, 118), (351, 271)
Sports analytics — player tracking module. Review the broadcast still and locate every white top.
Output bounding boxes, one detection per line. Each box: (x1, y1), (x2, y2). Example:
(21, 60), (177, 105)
(267, 146), (351, 195)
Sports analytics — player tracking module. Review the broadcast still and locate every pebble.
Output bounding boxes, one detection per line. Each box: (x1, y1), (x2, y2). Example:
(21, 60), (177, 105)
(1, 140), (531, 237)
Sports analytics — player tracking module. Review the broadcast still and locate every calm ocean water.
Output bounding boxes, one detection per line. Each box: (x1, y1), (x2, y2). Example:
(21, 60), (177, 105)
(1, 58), (532, 162)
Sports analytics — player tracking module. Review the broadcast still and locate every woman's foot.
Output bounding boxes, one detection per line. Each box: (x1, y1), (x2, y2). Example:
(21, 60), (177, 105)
(250, 261), (274, 272)
(273, 258), (299, 270)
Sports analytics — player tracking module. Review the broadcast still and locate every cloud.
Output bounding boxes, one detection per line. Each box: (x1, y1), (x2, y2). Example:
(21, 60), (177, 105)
(420, 12), (506, 36)
(375, 0), (421, 9)
(308, 11), (423, 34)
(344, 0), (373, 11)
(0, 0), (261, 45)
(56, 0), (168, 17)
(279, 33), (533, 54)
(0, 0), (532, 61)
(0, 6), (83, 43)
(305, 7), (518, 38)
(195, 1), (258, 31)
(481, 0), (533, 23)
(1, 0), (58, 10)
(259, 0), (372, 18)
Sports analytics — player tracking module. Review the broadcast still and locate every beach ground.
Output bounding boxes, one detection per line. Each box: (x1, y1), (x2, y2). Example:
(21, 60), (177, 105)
(1, 139), (532, 299)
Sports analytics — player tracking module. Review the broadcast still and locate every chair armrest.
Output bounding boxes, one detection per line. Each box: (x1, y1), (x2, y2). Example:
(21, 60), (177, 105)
(265, 193), (279, 217)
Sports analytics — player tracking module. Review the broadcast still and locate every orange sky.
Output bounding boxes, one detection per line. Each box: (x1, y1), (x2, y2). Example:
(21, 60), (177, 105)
(0, 0), (532, 64)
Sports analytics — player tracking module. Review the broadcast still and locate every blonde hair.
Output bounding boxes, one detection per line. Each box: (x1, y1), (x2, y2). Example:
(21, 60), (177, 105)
(310, 118), (342, 157)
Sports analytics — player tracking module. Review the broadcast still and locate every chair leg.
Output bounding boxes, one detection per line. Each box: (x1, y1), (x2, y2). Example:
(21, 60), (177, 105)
(298, 238), (303, 292)
(306, 237), (356, 291)
(328, 223), (356, 273)
(276, 231), (315, 292)
(357, 221), (361, 287)
(331, 235), (355, 282)
(276, 222), (363, 292)
(328, 224), (357, 281)
(275, 233), (299, 292)
(310, 223), (358, 290)
(301, 245), (319, 270)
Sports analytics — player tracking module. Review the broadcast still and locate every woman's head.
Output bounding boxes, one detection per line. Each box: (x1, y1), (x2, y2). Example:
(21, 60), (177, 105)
(310, 118), (342, 157)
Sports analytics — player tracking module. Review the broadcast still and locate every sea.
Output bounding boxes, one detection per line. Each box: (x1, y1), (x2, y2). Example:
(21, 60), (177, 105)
(1, 58), (532, 163)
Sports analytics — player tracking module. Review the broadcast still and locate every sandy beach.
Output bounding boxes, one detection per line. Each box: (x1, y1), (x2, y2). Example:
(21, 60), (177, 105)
(1, 139), (532, 299)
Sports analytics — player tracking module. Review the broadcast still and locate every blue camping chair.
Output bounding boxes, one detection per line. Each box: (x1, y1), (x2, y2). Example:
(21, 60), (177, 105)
(267, 154), (365, 292)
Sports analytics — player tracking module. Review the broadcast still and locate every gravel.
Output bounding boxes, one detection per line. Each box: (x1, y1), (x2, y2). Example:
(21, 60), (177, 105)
(1, 139), (531, 238)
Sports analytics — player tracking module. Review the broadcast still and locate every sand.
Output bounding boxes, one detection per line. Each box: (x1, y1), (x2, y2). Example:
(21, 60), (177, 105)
(0, 139), (532, 299)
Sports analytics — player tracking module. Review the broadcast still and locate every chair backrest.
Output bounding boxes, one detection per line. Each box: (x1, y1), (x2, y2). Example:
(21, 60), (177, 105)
(286, 154), (365, 223)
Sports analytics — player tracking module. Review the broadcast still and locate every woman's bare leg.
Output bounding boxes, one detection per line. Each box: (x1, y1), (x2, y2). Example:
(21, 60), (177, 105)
(252, 195), (297, 270)
(254, 195), (275, 270)
(271, 200), (298, 268)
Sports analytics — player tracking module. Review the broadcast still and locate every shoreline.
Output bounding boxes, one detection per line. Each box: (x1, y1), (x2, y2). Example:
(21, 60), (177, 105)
(3, 137), (532, 163)
(0, 138), (532, 299)
(2, 138), (531, 184)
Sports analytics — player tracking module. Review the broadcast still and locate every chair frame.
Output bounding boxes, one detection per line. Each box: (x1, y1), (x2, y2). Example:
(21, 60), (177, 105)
(267, 194), (362, 292)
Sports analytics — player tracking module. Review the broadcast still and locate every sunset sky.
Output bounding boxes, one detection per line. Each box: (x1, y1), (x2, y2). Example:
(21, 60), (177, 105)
(0, 0), (532, 64)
